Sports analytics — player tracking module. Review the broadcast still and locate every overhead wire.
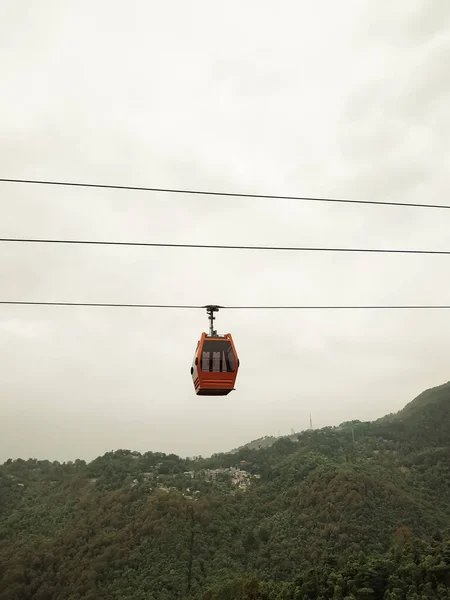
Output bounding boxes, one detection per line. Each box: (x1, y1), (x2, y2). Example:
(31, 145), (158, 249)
(2, 301), (450, 310)
(1, 237), (450, 255)
(2, 179), (449, 312)
(1, 176), (449, 210)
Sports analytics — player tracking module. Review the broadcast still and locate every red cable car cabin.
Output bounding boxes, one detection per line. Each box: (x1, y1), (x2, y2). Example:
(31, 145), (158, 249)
(190, 306), (239, 395)
(191, 332), (239, 395)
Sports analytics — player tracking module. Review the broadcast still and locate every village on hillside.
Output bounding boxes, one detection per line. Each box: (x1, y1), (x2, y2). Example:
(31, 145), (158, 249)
(129, 462), (261, 499)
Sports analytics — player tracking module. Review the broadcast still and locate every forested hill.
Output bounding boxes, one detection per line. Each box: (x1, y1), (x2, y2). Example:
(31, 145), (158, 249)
(1, 382), (450, 600)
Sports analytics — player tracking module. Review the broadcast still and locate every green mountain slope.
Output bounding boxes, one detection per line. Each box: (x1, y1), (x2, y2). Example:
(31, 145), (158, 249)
(1, 382), (450, 599)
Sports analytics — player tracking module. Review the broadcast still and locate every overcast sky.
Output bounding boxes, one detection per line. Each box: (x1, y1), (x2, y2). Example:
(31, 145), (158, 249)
(1, 0), (450, 463)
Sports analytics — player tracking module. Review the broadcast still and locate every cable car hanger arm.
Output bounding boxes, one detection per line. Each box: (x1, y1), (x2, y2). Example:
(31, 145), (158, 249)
(205, 305), (220, 337)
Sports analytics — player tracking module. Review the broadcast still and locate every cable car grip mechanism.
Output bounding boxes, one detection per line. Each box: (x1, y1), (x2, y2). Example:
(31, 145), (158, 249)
(203, 304), (222, 337)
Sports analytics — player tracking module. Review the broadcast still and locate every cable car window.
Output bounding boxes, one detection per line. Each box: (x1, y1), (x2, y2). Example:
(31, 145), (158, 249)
(201, 340), (236, 372)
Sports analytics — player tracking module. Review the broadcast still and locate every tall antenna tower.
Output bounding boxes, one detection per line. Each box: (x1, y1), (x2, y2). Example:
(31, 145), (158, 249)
(309, 413), (313, 430)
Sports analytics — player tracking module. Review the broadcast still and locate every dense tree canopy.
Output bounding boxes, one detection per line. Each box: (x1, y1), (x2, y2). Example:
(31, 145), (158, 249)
(1, 382), (449, 599)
